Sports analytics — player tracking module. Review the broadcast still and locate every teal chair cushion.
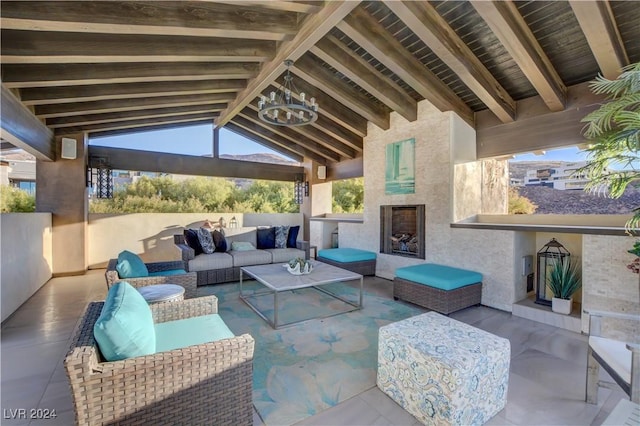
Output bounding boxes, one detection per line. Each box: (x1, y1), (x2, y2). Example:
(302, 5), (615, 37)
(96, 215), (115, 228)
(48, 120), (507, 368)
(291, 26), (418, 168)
(318, 248), (377, 263)
(395, 263), (482, 291)
(155, 314), (235, 353)
(93, 281), (156, 361)
(116, 250), (149, 278)
(148, 269), (187, 277)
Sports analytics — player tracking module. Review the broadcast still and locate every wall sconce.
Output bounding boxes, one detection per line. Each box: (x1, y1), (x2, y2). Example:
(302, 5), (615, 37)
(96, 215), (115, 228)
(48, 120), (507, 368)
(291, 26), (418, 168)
(294, 174), (308, 204)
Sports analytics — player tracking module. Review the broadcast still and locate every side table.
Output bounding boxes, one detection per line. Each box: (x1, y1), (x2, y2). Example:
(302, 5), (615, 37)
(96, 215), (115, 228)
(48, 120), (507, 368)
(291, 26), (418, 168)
(138, 284), (185, 304)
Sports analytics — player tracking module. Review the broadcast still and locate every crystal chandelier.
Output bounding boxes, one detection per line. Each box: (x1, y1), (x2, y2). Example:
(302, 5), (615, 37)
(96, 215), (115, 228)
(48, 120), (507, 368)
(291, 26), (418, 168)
(258, 60), (318, 127)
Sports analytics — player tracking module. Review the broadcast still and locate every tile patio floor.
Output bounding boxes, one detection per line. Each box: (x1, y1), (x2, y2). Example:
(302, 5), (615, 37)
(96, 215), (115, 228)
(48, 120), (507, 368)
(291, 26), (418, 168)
(1, 270), (627, 425)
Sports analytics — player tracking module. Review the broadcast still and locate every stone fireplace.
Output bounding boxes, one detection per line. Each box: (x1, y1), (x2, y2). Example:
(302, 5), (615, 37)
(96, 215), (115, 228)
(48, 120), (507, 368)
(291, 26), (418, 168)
(380, 205), (425, 259)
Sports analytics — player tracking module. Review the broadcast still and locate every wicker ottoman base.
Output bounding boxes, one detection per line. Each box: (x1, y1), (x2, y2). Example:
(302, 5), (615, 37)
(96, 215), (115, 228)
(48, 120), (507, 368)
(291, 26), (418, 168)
(393, 277), (481, 314)
(317, 257), (376, 276)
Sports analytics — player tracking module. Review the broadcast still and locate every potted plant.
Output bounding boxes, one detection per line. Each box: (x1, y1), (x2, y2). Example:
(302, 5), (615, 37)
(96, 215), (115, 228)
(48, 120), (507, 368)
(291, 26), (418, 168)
(546, 259), (582, 315)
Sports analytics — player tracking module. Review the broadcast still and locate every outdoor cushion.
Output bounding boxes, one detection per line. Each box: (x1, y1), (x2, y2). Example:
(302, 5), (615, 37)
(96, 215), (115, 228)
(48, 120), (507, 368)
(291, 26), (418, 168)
(188, 252), (233, 272)
(395, 263), (482, 291)
(589, 336), (631, 384)
(287, 225), (300, 248)
(318, 248), (377, 263)
(116, 250), (149, 278)
(265, 247), (306, 263)
(231, 241), (256, 251)
(229, 249), (272, 267)
(197, 227), (216, 254)
(257, 227), (276, 249)
(212, 229), (227, 252)
(275, 225), (289, 248)
(183, 229), (203, 255)
(148, 269), (187, 277)
(155, 314), (234, 353)
(93, 281), (155, 361)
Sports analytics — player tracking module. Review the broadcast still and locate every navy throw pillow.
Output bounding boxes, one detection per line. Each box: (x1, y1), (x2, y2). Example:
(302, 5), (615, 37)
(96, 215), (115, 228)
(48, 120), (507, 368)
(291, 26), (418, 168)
(212, 230), (227, 253)
(183, 229), (203, 255)
(287, 225), (300, 248)
(257, 227), (276, 249)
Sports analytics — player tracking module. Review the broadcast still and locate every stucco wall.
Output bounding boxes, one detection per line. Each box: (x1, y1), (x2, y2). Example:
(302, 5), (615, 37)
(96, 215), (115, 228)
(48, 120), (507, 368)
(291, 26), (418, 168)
(1, 213), (53, 322)
(339, 101), (516, 311)
(87, 212), (304, 268)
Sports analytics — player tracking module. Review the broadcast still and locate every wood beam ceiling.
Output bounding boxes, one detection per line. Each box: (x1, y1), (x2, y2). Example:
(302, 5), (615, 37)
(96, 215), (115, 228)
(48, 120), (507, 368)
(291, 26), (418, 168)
(384, 0), (515, 123)
(337, 7), (474, 126)
(569, 0), (629, 80)
(56, 113), (218, 136)
(310, 35), (417, 123)
(215, 0), (360, 127)
(472, 1), (567, 112)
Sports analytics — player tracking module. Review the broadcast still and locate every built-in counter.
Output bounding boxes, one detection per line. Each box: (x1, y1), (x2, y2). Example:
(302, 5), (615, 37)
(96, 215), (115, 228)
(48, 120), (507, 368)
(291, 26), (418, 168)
(309, 214), (364, 250)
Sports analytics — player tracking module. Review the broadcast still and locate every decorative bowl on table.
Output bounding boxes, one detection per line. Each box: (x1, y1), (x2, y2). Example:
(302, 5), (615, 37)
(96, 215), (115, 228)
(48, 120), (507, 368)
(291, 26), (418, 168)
(285, 257), (313, 275)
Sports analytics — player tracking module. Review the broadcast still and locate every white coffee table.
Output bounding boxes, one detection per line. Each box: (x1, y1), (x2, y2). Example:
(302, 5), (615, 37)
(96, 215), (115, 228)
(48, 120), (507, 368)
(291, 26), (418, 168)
(138, 284), (185, 304)
(239, 261), (363, 329)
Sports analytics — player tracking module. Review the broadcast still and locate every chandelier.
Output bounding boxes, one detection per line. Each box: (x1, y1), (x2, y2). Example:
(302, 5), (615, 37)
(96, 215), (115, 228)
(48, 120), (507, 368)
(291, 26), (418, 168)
(258, 60), (318, 127)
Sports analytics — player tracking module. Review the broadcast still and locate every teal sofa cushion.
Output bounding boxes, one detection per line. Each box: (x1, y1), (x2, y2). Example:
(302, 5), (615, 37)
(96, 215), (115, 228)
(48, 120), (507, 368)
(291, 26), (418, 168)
(148, 269), (187, 277)
(155, 314), (235, 353)
(395, 263), (482, 291)
(116, 250), (149, 278)
(318, 248), (377, 263)
(93, 281), (156, 361)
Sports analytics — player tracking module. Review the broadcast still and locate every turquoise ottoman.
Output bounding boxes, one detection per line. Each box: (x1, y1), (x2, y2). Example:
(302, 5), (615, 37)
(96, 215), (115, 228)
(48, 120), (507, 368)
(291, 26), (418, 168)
(394, 263), (482, 314)
(377, 312), (510, 425)
(317, 248), (376, 276)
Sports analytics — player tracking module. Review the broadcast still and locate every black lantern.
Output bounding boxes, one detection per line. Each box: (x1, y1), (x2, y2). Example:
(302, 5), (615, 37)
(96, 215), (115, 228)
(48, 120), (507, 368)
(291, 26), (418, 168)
(536, 238), (570, 306)
(294, 174), (308, 205)
(229, 216), (238, 228)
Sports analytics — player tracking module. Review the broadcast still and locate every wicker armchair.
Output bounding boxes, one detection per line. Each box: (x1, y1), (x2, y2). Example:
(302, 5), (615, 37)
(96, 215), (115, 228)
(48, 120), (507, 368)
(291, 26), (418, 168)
(64, 295), (255, 425)
(105, 258), (197, 298)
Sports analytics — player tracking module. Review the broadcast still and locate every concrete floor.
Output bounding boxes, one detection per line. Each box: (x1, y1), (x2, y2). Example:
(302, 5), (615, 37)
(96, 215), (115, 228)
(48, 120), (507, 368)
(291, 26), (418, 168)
(1, 271), (628, 425)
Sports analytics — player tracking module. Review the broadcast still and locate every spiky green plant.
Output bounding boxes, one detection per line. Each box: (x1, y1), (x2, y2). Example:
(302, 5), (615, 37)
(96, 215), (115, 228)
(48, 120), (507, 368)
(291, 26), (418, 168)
(546, 259), (582, 300)
(579, 62), (640, 232)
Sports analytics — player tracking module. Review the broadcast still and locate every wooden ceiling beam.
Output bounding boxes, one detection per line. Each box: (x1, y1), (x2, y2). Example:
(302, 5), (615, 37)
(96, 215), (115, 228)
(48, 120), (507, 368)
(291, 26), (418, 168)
(0, 84), (55, 160)
(472, 1), (566, 112)
(21, 80), (245, 105)
(227, 118), (328, 164)
(246, 101), (355, 159)
(384, 0), (515, 123)
(237, 110), (341, 162)
(90, 120), (214, 139)
(193, 1), (322, 14)
(273, 76), (368, 138)
(294, 53), (390, 130)
(223, 123), (304, 163)
(569, 0), (629, 80)
(337, 7), (474, 126)
(215, 1), (360, 127)
(311, 35), (417, 123)
(47, 104), (227, 129)
(35, 93), (234, 119)
(1, 1), (299, 41)
(1, 30), (275, 64)
(56, 113), (217, 135)
(87, 145), (305, 181)
(2, 63), (260, 88)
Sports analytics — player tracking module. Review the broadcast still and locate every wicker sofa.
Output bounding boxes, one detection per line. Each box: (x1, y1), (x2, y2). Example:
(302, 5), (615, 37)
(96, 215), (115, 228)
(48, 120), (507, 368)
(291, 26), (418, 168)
(105, 258), (197, 298)
(64, 295), (255, 426)
(175, 226), (310, 286)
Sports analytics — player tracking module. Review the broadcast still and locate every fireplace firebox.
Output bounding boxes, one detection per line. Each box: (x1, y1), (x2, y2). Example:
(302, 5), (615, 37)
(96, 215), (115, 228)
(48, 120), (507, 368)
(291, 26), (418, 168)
(380, 205), (425, 259)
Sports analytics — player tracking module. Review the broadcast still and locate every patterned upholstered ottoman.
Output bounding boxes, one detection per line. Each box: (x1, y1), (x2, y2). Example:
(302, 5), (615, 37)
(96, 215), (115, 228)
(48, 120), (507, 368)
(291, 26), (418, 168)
(377, 312), (510, 425)
(317, 248), (376, 276)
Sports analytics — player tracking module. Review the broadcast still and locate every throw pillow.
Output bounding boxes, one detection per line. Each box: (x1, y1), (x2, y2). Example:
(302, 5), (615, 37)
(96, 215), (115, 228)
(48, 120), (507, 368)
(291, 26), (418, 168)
(231, 241), (256, 251)
(275, 225), (290, 248)
(183, 229), (203, 255)
(116, 250), (149, 278)
(257, 227), (276, 249)
(197, 227), (216, 254)
(212, 229), (227, 252)
(94, 281), (156, 361)
(287, 225), (300, 248)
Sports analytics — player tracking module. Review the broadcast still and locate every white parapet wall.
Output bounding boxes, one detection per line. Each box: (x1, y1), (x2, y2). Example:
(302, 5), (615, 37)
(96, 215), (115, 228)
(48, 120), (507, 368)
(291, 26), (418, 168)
(87, 212), (304, 268)
(1, 213), (53, 322)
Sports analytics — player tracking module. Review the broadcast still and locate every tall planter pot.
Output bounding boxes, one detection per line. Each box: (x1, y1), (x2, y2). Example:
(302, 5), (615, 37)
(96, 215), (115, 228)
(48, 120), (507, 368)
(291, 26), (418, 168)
(552, 297), (573, 315)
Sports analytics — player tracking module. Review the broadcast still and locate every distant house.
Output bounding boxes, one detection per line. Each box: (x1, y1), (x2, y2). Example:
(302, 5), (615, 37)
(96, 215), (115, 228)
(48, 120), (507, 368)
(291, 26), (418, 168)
(0, 157), (36, 194)
(523, 162), (589, 190)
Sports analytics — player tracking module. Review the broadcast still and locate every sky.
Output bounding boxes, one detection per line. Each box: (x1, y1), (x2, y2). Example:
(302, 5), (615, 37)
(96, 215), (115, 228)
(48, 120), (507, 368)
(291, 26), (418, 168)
(90, 122), (590, 163)
(90, 124), (285, 158)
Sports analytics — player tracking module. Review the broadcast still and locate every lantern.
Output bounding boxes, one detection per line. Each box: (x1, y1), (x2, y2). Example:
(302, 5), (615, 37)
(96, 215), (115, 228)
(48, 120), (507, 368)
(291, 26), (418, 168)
(536, 238), (570, 306)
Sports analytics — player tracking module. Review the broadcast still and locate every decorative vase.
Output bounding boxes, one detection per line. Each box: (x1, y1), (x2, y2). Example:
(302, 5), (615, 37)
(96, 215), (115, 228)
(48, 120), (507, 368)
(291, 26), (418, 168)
(285, 260), (313, 275)
(551, 297), (573, 315)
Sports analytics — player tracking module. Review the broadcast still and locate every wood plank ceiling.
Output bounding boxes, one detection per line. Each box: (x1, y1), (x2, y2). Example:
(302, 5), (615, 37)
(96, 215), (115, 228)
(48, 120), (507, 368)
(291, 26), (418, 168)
(1, 0), (638, 167)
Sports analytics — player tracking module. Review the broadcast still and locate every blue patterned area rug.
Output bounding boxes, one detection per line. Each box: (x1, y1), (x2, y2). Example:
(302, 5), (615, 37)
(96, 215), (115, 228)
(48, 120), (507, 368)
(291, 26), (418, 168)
(207, 281), (424, 426)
